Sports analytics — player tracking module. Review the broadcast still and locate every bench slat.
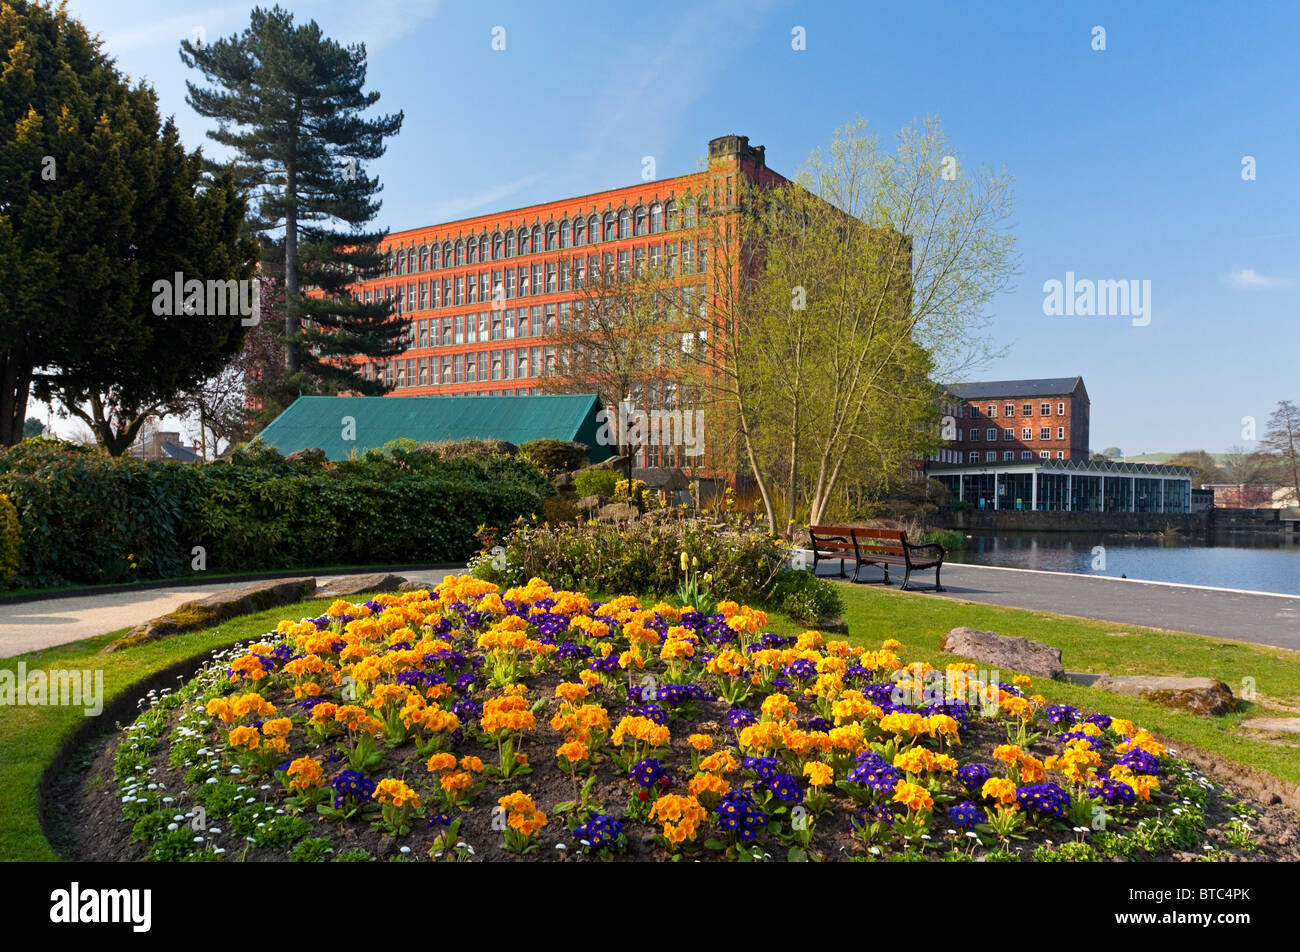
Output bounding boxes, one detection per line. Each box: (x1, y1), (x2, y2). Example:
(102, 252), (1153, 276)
(808, 524), (945, 592)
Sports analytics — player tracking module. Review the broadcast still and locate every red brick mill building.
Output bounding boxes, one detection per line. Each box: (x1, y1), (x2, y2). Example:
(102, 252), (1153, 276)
(335, 134), (787, 469)
(933, 376), (1091, 466)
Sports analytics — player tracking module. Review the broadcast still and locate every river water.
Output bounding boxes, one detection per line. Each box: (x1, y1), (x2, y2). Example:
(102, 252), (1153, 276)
(945, 531), (1300, 596)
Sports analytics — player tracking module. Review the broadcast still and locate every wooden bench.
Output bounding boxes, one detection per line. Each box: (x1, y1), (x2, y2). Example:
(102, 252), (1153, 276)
(808, 525), (946, 592)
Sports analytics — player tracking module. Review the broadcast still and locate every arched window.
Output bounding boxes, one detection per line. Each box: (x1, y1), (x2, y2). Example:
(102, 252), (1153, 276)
(406, 247), (416, 273)
(517, 227), (529, 255)
(442, 242), (452, 268)
(531, 225), (542, 252)
(492, 232), (503, 260)
(633, 206), (647, 236)
(573, 217), (586, 246)
(588, 215), (600, 242)
(466, 238), (476, 264)
(545, 222), (557, 250)
(396, 248), (406, 275)
(419, 245), (429, 271)
(664, 200), (678, 231)
(455, 239), (464, 265)
(386, 251), (395, 275)
(603, 213), (617, 242)
(559, 220), (571, 248)
(618, 208), (631, 239)
(504, 231), (515, 257)
(479, 234), (489, 261)
(650, 203), (663, 234)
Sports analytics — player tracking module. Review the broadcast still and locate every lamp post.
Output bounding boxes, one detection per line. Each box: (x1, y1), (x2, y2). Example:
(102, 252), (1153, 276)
(620, 395), (635, 494)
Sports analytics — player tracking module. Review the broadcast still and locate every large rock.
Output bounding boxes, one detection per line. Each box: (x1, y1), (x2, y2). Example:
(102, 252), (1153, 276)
(819, 616), (850, 636)
(597, 502), (641, 523)
(1090, 674), (1237, 717)
(315, 573), (407, 599)
(1239, 717), (1300, 734)
(938, 626), (1066, 680)
(285, 447), (327, 465)
(101, 577), (317, 654)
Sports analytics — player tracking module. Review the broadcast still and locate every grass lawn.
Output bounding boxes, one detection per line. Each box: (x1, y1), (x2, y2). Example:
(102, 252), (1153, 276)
(819, 582), (1300, 785)
(0, 596), (337, 861)
(4, 578), (1298, 862)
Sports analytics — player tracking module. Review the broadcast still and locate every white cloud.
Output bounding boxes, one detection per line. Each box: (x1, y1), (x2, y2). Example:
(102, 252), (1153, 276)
(426, 174), (545, 221)
(1225, 268), (1290, 289)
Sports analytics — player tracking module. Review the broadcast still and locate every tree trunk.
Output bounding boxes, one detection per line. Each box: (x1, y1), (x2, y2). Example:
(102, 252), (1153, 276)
(284, 153), (299, 373)
(0, 351), (33, 447)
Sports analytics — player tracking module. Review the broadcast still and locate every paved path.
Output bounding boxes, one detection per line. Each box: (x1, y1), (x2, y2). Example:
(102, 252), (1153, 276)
(0, 568), (461, 658)
(846, 562), (1300, 653)
(7, 561), (1298, 658)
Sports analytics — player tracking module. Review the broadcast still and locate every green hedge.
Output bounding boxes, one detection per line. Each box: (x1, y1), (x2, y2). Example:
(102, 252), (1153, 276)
(0, 439), (552, 589)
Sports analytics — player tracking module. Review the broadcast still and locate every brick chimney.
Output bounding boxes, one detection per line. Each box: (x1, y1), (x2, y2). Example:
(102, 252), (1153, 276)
(708, 134), (766, 167)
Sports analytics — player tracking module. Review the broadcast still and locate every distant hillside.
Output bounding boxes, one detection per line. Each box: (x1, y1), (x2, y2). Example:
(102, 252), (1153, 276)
(1120, 452), (1231, 464)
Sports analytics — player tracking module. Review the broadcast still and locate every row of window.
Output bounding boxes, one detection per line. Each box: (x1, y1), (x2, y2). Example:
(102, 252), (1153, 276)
(931, 450), (1067, 463)
(967, 401), (1068, 419)
(366, 347), (552, 386)
(365, 244), (708, 313)
(380, 200), (707, 276)
(389, 285), (707, 350)
(959, 426), (1067, 443)
(366, 324), (709, 387)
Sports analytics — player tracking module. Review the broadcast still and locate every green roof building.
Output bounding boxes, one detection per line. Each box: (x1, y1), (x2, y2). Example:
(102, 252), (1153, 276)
(254, 394), (613, 462)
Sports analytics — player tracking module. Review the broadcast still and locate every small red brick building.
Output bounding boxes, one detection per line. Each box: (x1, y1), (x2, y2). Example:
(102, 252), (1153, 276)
(933, 376), (1091, 466)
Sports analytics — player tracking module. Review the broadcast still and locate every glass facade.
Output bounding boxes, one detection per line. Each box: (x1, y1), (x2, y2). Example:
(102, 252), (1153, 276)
(1036, 473), (1069, 511)
(937, 466), (1191, 513)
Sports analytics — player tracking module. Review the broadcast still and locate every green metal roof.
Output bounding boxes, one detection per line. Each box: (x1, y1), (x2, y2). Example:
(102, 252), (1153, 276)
(255, 394), (612, 462)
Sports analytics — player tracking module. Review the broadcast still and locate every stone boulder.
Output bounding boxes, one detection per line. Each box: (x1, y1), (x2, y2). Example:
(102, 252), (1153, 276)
(1090, 674), (1237, 717)
(597, 502), (641, 523)
(102, 577), (317, 654)
(819, 616), (850, 636)
(1239, 717), (1300, 734)
(938, 626), (1066, 680)
(285, 447), (328, 465)
(315, 573), (407, 599)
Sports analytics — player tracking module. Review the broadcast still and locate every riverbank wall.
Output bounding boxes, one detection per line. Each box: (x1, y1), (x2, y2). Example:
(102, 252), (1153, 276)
(937, 507), (1300, 538)
(939, 509), (1206, 534)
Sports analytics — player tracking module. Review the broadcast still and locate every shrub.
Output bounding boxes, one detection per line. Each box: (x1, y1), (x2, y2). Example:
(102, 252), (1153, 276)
(469, 517), (789, 604)
(0, 493), (19, 587)
(519, 439), (589, 478)
(613, 477), (648, 505)
(768, 569), (843, 623)
(917, 528), (964, 551)
(572, 468), (619, 500)
(424, 438), (518, 462)
(0, 439), (551, 589)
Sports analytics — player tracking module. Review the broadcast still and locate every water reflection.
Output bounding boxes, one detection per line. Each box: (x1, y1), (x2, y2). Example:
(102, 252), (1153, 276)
(946, 531), (1300, 595)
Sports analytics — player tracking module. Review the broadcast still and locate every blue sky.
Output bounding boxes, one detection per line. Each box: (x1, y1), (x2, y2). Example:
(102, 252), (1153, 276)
(56, 0), (1300, 455)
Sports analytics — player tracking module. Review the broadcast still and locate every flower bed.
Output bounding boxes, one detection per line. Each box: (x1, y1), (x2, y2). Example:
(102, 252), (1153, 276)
(101, 576), (1270, 862)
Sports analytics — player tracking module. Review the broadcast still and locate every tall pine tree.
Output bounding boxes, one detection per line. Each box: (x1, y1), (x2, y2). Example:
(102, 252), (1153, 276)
(180, 5), (405, 400)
